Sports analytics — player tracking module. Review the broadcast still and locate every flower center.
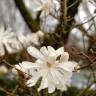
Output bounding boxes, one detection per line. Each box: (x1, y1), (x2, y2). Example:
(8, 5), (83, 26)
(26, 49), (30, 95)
(47, 62), (52, 68)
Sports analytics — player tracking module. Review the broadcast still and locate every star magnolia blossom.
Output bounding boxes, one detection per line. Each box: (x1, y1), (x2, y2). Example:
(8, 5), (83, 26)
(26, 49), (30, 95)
(15, 46), (77, 93)
(17, 33), (40, 48)
(31, 0), (60, 18)
(0, 26), (22, 56)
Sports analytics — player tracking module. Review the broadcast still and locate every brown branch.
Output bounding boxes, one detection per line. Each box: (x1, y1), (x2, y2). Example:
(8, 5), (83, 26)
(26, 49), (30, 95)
(74, 15), (96, 28)
(14, 0), (40, 32)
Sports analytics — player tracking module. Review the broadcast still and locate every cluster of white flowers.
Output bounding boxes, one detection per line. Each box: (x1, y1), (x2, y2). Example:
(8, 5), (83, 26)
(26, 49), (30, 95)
(0, 26), (22, 56)
(30, 0), (60, 18)
(24, 0), (60, 32)
(0, 26), (41, 56)
(15, 46), (77, 93)
(17, 33), (40, 48)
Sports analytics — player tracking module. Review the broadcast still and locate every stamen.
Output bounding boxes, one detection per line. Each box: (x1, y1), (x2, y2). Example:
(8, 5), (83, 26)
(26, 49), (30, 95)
(47, 62), (52, 68)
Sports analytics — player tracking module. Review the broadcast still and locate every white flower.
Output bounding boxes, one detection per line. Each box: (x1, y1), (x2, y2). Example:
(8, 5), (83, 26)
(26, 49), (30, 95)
(0, 26), (22, 56)
(17, 33), (40, 48)
(26, 0), (60, 33)
(31, 0), (60, 18)
(15, 46), (77, 93)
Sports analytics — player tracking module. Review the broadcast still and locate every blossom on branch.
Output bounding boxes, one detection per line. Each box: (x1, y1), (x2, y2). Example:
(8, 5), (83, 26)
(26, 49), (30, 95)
(0, 26), (22, 56)
(15, 46), (77, 93)
(31, 0), (60, 18)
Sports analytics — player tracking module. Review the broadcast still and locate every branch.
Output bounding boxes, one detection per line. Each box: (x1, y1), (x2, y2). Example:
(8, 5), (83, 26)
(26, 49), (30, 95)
(14, 0), (40, 32)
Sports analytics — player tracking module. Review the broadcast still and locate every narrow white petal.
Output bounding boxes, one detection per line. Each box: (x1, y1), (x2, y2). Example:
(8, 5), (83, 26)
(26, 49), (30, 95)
(54, 69), (66, 84)
(54, 69), (70, 91)
(56, 67), (72, 80)
(56, 47), (64, 57)
(0, 43), (5, 56)
(48, 74), (56, 93)
(19, 61), (42, 72)
(48, 83), (55, 93)
(48, 71), (56, 93)
(4, 42), (14, 53)
(40, 46), (48, 56)
(57, 62), (77, 72)
(14, 63), (30, 75)
(56, 67), (72, 89)
(38, 72), (48, 91)
(49, 69), (59, 85)
(27, 69), (46, 87)
(47, 46), (55, 53)
(19, 61), (34, 69)
(50, 69), (68, 91)
(15, 61), (41, 76)
(26, 76), (40, 87)
(60, 52), (69, 62)
(36, 59), (47, 69)
(47, 46), (56, 57)
(27, 46), (45, 60)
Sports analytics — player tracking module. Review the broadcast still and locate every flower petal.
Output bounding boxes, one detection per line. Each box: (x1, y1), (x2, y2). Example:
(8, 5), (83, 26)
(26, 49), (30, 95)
(49, 69), (59, 85)
(48, 82), (55, 93)
(26, 76), (40, 87)
(40, 46), (48, 56)
(56, 67), (72, 89)
(54, 70), (67, 91)
(38, 71), (48, 91)
(26, 69), (46, 87)
(60, 52), (69, 62)
(0, 43), (5, 56)
(56, 47), (64, 57)
(47, 46), (56, 57)
(36, 59), (47, 69)
(48, 73), (56, 93)
(57, 61), (77, 72)
(20, 61), (41, 69)
(27, 46), (45, 60)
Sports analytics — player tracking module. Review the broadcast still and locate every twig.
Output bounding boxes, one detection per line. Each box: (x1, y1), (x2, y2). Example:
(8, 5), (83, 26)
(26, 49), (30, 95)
(0, 86), (17, 96)
(68, 0), (80, 9)
(80, 52), (96, 79)
(63, 0), (67, 22)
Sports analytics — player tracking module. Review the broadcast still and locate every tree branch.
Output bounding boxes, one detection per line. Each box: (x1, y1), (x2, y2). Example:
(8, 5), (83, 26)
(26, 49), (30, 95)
(14, 0), (40, 32)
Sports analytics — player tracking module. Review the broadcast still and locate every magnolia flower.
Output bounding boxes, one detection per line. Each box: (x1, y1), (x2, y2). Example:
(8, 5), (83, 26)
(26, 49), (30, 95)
(0, 26), (22, 56)
(31, 0), (60, 18)
(17, 33), (40, 48)
(25, 0), (60, 33)
(15, 46), (77, 93)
